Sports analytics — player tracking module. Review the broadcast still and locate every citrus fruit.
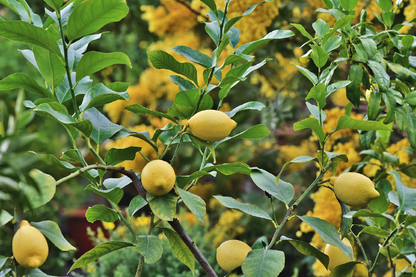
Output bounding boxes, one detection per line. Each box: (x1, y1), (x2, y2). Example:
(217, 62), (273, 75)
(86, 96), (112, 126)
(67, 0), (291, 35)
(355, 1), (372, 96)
(141, 159), (176, 196)
(12, 220), (49, 269)
(187, 110), (237, 142)
(331, 172), (380, 208)
(216, 239), (252, 272)
(324, 237), (353, 271)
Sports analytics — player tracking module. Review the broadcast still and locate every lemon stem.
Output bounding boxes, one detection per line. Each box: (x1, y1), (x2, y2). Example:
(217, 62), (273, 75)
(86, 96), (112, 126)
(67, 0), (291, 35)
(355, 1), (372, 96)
(267, 161), (333, 249)
(350, 230), (369, 265)
(368, 226), (400, 275)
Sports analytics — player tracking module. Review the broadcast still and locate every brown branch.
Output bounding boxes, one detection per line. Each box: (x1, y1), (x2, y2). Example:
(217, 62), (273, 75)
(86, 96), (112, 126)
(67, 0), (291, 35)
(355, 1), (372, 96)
(175, 0), (209, 20)
(168, 218), (218, 277)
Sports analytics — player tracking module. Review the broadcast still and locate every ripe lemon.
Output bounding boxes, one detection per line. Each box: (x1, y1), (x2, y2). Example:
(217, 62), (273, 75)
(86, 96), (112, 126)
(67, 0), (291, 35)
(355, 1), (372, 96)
(12, 220), (49, 269)
(324, 238), (353, 271)
(216, 240), (252, 272)
(141, 160), (176, 196)
(187, 110), (237, 142)
(331, 172), (380, 208)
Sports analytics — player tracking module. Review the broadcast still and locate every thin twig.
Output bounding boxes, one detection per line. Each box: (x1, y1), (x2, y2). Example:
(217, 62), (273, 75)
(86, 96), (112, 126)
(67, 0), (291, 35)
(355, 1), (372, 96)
(175, 0), (208, 20)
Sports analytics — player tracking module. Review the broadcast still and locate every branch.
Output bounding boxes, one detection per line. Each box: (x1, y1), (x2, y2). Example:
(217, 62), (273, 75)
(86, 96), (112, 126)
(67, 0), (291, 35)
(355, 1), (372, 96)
(175, 0), (208, 20)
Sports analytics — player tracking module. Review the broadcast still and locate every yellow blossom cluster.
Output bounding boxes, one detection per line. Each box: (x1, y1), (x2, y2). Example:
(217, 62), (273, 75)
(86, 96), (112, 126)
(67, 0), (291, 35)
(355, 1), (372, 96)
(276, 140), (318, 172)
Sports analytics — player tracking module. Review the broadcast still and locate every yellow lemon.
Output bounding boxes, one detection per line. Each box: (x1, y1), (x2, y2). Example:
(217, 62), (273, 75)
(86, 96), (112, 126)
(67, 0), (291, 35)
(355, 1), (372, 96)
(216, 240), (252, 272)
(12, 220), (49, 269)
(331, 172), (380, 208)
(187, 110), (237, 142)
(324, 238), (353, 271)
(141, 160), (176, 196)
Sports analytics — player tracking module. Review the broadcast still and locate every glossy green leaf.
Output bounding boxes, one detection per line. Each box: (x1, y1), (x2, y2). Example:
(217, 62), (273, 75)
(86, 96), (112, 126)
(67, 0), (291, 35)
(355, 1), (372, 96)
(335, 115), (392, 131)
(127, 195), (147, 217)
(67, 0), (129, 41)
(31, 220), (76, 251)
(358, 226), (390, 238)
(404, 92), (416, 105)
(170, 75), (197, 91)
(125, 104), (178, 123)
(326, 81), (351, 96)
(291, 63), (318, 85)
(148, 50), (198, 85)
(85, 205), (118, 223)
(226, 101), (265, 118)
(85, 185), (124, 205)
(281, 236), (329, 269)
(205, 21), (220, 46)
(162, 228), (195, 274)
(389, 171), (416, 211)
(33, 46), (66, 88)
(68, 241), (134, 272)
(382, 90), (396, 124)
(339, 201), (352, 239)
(0, 21), (63, 60)
(329, 261), (361, 277)
(173, 46), (212, 68)
(83, 108), (122, 144)
(80, 83), (129, 112)
(235, 29), (294, 55)
(346, 64), (363, 108)
(203, 162), (251, 175)
(294, 118), (325, 142)
(242, 249), (285, 277)
(56, 74), (93, 103)
(200, 0), (217, 17)
(135, 235), (163, 264)
(340, 0), (358, 10)
(323, 36), (342, 53)
(177, 187), (206, 223)
(23, 169), (56, 210)
(368, 90), (381, 120)
(407, 113), (416, 149)
(376, 0), (392, 12)
(43, 0), (64, 10)
(225, 124), (270, 140)
(0, 73), (53, 98)
(297, 216), (353, 259)
(330, 15), (355, 35)
(291, 23), (315, 42)
(61, 149), (81, 163)
(250, 167), (295, 205)
(306, 83), (326, 109)
(368, 61), (390, 91)
(214, 195), (273, 221)
(104, 146), (142, 166)
(176, 171), (214, 189)
(344, 210), (395, 221)
(311, 45), (329, 69)
(76, 51), (131, 82)
(0, 210), (13, 226)
(313, 19), (330, 40)
(148, 193), (177, 221)
(368, 187), (389, 213)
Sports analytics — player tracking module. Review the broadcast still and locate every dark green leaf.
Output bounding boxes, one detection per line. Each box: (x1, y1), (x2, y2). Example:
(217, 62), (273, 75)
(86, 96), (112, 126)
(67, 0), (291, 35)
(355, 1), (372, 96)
(346, 64), (363, 108)
(104, 146), (142, 166)
(294, 118), (325, 142)
(85, 185), (124, 205)
(126, 104), (178, 123)
(148, 193), (177, 221)
(339, 201), (352, 239)
(368, 90), (381, 120)
(135, 235), (163, 264)
(43, 0), (64, 11)
(389, 171), (416, 211)
(80, 83), (129, 112)
(313, 19), (330, 40)
(0, 210), (13, 226)
(24, 169), (56, 210)
(368, 187), (389, 213)
(329, 261), (361, 277)
(200, 0), (218, 18)
(358, 226), (390, 238)
(368, 61), (390, 91)
(31, 220), (76, 251)
(281, 236), (329, 269)
(311, 45), (329, 69)
(297, 216), (353, 259)
(214, 195), (273, 221)
(306, 83), (326, 109)
(323, 36), (342, 53)
(170, 75), (197, 91)
(60, 149), (81, 163)
(382, 90), (396, 124)
(68, 241), (134, 272)
(203, 162), (251, 175)
(224, 124), (270, 141)
(173, 46), (212, 68)
(291, 63), (318, 85)
(76, 51), (131, 82)
(85, 205), (118, 223)
(83, 108), (123, 144)
(127, 195), (148, 217)
(335, 115), (392, 131)
(162, 228), (195, 274)
(0, 73), (53, 98)
(177, 187), (206, 223)
(242, 249), (285, 277)
(67, 0), (129, 41)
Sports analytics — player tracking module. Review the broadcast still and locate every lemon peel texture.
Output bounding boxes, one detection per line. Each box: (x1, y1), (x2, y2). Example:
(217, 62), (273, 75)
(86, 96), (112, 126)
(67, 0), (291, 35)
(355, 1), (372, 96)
(12, 220), (49, 269)
(331, 172), (380, 208)
(324, 238), (353, 271)
(187, 110), (237, 142)
(141, 159), (176, 196)
(216, 239), (252, 272)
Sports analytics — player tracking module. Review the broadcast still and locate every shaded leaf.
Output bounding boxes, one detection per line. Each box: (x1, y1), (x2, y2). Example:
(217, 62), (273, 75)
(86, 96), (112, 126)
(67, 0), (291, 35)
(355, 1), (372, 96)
(135, 235), (163, 264)
(148, 193), (177, 221)
(80, 83), (129, 112)
(85, 185), (124, 205)
(83, 108), (122, 144)
(0, 73), (53, 98)
(127, 195), (148, 217)
(125, 104), (178, 124)
(104, 146), (142, 166)
(281, 236), (329, 269)
(162, 228), (195, 274)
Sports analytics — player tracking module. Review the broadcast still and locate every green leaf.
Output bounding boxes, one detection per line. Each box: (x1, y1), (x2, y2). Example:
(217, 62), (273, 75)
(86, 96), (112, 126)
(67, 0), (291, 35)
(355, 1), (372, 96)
(68, 241), (134, 273)
(407, 113), (416, 149)
(367, 90), (381, 120)
(33, 46), (66, 88)
(214, 195), (273, 221)
(382, 90), (396, 124)
(235, 29), (294, 55)
(250, 167), (295, 205)
(203, 162), (251, 175)
(61, 149), (82, 163)
(291, 63), (318, 85)
(225, 101), (265, 118)
(127, 195), (148, 217)
(311, 45), (329, 69)
(76, 51), (131, 82)
(312, 19), (330, 40)
(0, 73), (53, 98)
(205, 21), (220, 46)
(294, 118), (325, 143)
(224, 124), (270, 141)
(358, 226), (390, 238)
(80, 83), (129, 112)
(330, 15), (355, 35)
(368, 60), (390, 91)
(200, 0), (218, 18)
(335, 115), (392, 131)
(339, 201), (352, 239)
(148, 50), (198, 85)
(135, 235), (163, 264)
(404, 92), (416, 105)
(148, 193), (177, 221)
(43, 0), (64, 11)
(291, 23), (315, 42)
(83, 108), (122, 144)
(242, 249), (285, 277)
(177, 187), (206, 223)
(346, 64), (363, 108)
(85, 205), (118, 223)
(297, 216), (353, 259)
(172, 46), (212, 68)
(162, 228), (195, 274)
(388, 171), (416, 211)
(67, 0), (129, 41)
(125, 104), (178, 124)
(104, 146), (142, 166)
(24, 169), (56, 210)
(344, 210), (395, 221)
(31, 220), (76, 251)
(170, 75), (197, 91)
(323, 36), (342, 53)
(176, 171), (214, 189)
(329, 261), (361, 277)
(281, 236), (329, 269)
(306, 83), (326, 109)
(368, 187), (389, 213)
(326, 80), (351, 96)
(85, 185), (124, 205)
(26, 268), (58, 276)
(0, 21), (63, 61)
(340, 0), (358, 10)
(376, 0), (392, 12)
(0, 210), (13, 226)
